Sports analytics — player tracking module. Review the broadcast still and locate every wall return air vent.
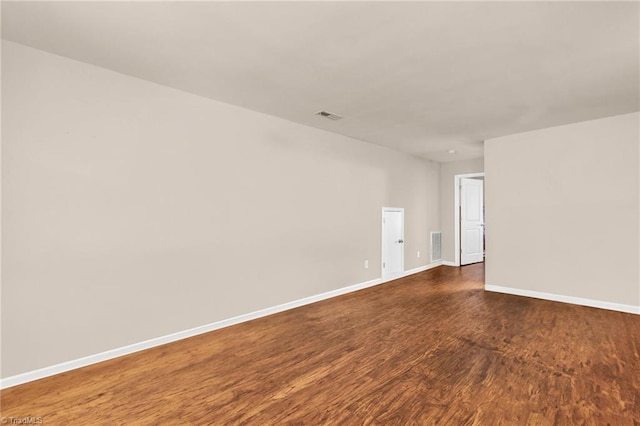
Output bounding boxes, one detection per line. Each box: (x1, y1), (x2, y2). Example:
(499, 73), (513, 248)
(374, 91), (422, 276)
(431, 231), (442, 262)
(316, 111), (343, 121)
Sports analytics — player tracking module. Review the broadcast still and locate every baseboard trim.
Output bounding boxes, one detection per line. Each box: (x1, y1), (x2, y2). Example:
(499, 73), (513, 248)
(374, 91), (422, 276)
(402, 260), (443, 277)
(442, 261), (457, 267)
(485, 284), (640, 315)
(1, 261), (444, 389)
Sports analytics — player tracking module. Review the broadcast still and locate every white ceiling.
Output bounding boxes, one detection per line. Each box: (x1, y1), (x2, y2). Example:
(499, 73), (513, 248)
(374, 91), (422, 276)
(2, 1), (638, 162)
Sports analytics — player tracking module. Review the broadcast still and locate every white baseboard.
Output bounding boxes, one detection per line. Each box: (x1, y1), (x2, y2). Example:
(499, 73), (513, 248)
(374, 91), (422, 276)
(402, 260), (443, 276)
(1, 261), (444, 389)
(485, 284), (640, 315)
(442, 261), (457, 267)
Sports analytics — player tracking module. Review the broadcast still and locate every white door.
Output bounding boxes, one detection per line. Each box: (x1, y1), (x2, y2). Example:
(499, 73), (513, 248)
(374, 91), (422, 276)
(382, 209), (404, 277)
(460, 178), (484, 265)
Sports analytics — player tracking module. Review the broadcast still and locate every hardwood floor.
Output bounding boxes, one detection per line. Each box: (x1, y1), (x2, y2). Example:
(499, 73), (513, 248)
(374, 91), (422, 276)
(2, 264), (639, 425)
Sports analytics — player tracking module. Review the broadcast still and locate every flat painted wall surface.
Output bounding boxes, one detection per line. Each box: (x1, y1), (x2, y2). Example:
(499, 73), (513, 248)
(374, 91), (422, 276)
(1, 41), (440, 377)
(439, 158), (484, 263)
(485, 112), (640, 308)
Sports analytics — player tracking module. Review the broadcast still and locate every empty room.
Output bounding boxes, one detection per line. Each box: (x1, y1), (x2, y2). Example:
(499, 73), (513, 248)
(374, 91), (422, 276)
(1, 1), (639, 424)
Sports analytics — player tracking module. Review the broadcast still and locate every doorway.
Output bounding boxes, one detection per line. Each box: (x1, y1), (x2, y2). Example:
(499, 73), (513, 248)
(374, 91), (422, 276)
(454, 173), (485, 266)
(382, 207), (404, 279)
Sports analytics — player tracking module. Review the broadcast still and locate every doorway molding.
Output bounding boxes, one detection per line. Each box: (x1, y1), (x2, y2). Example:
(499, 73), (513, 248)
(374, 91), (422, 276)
(454, 173), (485, 267)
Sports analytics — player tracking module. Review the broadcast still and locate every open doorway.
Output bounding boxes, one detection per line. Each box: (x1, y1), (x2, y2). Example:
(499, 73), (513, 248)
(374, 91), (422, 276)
(454, 173), (485, 266)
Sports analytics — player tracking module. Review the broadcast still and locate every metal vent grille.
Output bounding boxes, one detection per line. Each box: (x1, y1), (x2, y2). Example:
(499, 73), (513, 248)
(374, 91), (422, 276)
(316, 110), (343, 121)
(430, 231), (442, 262)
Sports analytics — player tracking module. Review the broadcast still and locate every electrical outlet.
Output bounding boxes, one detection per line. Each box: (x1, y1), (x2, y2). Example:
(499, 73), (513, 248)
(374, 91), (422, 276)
(364, 260), (369, 269)
(417, 250), (421, 258)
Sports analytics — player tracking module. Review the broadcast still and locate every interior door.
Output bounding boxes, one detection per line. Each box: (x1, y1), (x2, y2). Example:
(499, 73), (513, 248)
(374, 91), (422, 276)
(460, 178), (484, 265)
(382, 209), (404, 277)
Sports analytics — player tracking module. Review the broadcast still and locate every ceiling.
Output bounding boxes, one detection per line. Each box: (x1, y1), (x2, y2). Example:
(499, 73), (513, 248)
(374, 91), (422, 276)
(2, 1), (638, 162)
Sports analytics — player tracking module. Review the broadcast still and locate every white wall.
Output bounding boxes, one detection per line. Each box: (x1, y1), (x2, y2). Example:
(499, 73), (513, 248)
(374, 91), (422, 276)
(1, 41), (441, 378)
(485, 112), (640, 311)
(439, 158), (484, 263)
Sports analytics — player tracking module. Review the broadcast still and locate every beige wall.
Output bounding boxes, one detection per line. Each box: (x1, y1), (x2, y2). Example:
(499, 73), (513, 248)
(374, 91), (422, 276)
(1, 41), (440, 378)
(439, 158), (484, 263)
(485, 112), (640, 308)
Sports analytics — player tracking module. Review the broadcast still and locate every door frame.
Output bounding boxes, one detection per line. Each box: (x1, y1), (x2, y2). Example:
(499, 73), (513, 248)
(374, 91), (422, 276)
(454, 173), (485, 267)
(381, 207), (404, 278)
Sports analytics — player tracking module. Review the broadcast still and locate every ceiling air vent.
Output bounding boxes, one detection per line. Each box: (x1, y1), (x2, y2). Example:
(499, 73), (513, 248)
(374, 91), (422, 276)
(316, 111), (343, 121)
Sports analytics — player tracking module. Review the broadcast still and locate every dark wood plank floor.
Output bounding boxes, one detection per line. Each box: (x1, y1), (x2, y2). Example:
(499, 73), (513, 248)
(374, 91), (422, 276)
(2, 264), (639, 425)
